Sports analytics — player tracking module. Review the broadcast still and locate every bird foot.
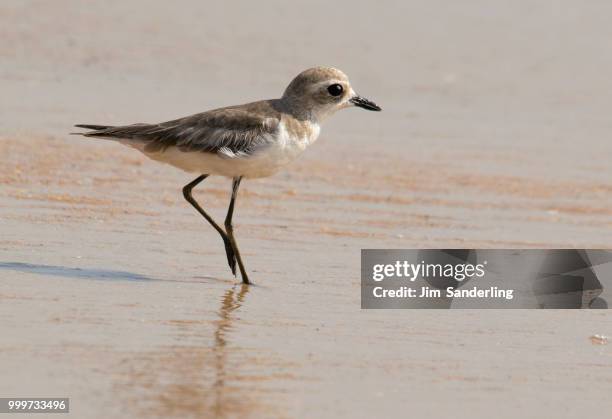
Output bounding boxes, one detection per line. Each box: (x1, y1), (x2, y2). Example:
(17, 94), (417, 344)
(224, 239), (237, 276)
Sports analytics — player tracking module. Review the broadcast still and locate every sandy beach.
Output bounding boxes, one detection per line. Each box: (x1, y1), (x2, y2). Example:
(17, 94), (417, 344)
(1, 1), (612, 417)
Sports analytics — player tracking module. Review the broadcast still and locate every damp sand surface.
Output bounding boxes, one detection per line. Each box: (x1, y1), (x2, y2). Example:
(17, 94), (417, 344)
(1, 1), (612, 418)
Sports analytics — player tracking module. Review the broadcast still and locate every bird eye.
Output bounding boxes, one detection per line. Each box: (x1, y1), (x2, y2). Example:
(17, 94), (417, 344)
(327, 84), (343, 97)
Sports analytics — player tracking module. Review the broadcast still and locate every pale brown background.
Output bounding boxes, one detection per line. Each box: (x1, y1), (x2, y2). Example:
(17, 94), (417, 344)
(1, 1), (612, 418)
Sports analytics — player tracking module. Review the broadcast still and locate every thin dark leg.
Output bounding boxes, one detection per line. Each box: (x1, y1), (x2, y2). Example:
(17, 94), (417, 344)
(182, 175), (237, 275)
(225, 177), (250, 284)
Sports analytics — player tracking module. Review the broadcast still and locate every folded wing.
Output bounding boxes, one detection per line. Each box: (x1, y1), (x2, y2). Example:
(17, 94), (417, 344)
(75, 101), (281, 158)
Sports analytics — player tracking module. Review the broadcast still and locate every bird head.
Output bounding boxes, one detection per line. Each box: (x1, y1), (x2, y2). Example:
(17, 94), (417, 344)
(281, 67), (381, 121)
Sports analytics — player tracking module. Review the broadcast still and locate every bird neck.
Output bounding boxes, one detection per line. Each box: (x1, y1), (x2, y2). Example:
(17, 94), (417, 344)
(276, 96), (320, 123)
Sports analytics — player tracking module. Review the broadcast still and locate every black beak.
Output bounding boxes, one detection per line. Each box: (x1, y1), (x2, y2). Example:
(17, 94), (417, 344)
(350, 95), (382, 111)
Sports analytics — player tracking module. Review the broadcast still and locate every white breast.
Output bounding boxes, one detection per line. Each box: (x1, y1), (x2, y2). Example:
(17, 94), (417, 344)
(269, 120), (320, 161)
(236, 120), (320, 178)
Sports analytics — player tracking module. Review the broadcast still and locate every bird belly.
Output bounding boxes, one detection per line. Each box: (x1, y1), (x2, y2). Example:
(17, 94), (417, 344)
(135, 124), (320, 179)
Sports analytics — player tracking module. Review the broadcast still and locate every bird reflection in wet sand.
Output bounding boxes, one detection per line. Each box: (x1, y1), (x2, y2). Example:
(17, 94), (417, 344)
(121, 283), (261, 418)
(212, 284), (249, 418)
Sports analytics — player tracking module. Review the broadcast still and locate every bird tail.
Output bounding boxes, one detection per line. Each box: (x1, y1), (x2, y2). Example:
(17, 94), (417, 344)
(71, 124), (117, 137)
(74, 124), (113, 130)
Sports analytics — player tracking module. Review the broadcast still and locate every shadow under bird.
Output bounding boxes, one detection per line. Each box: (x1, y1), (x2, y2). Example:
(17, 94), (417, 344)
(74, 67), (381, 284)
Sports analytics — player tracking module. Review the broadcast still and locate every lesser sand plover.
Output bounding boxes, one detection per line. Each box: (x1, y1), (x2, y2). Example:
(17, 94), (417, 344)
(74, 67), (381, 284)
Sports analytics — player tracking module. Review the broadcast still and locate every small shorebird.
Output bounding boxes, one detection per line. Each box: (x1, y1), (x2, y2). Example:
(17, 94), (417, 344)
(74, 67), (381, 284)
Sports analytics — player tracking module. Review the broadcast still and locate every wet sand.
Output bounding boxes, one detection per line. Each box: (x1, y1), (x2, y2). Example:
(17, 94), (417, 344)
(2, 1), (612, 418)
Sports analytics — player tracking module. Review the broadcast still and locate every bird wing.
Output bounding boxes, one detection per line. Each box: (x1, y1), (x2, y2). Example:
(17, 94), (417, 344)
(76, 100), (281, 158)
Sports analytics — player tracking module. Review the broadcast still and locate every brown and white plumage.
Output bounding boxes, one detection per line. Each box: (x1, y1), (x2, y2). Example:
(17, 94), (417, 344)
(74, 67), (381, 284)
(74, 67), (380, 178)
